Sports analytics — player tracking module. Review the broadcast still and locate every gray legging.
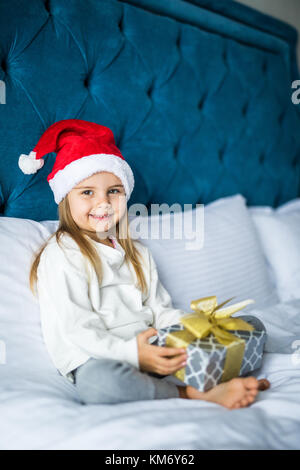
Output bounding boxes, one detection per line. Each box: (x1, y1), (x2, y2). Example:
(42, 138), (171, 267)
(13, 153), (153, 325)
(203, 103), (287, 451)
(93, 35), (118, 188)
(72, 357), (181, 404)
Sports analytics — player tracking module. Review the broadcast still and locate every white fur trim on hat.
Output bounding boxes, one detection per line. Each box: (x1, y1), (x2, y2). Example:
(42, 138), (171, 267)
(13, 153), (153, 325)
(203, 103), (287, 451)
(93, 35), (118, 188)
(18, 151), (44, 174)
(48, 154), (135, 204)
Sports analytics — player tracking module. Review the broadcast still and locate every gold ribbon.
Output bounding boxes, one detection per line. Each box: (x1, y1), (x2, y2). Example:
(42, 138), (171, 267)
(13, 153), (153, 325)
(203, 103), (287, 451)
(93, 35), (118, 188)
(165, 296), (255, 383)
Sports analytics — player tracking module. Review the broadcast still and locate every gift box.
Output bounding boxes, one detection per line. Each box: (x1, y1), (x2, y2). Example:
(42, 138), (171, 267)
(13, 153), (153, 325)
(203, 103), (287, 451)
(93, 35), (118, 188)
(157, 296), (267, 392)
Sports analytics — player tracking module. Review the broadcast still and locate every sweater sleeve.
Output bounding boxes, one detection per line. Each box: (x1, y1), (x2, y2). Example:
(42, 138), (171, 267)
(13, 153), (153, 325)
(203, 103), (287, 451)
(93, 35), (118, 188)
(37, 241), (139, 369)
(143, 249), (186, 330)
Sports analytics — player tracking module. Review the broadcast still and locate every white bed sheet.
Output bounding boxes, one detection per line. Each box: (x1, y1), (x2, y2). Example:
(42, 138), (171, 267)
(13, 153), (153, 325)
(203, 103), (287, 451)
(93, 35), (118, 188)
(1, 299), (300, 450)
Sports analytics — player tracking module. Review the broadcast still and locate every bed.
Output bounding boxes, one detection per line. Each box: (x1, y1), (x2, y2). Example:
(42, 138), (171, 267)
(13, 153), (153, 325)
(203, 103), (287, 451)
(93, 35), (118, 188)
(0, 0), (300, 450)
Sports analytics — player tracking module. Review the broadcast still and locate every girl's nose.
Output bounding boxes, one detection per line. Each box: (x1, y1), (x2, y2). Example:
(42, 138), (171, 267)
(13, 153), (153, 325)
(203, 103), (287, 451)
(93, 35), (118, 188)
(95, 200), (111, 210)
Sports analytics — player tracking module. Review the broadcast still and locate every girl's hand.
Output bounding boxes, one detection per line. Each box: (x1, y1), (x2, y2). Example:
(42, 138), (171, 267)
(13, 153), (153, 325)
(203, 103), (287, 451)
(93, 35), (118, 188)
(137, 328), (188, 375)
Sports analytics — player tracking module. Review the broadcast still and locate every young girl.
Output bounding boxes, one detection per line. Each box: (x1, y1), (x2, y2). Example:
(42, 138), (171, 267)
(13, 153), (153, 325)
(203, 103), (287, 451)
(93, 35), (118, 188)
(19, 119), (270, 409)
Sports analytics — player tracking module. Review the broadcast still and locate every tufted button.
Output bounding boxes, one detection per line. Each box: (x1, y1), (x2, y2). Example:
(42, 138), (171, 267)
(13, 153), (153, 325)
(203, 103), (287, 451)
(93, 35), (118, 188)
(197, 92), (207, 110)
(118, 13), (124, 32)
(84, 75), (89, 88)
(274, 193), (281, 207)
(173, 142), (180, 159)
(292, 155), (298, 167)
(146, 81), (154, 97)
(44, 0), (51, 14)
(115, 130), (124, 148)
(218, 145), (226, 162)
(242, 101), (249, 116)
(1, 58), (7, 73)
(262, 59), (267, 73)
(278, 111), (285, 125)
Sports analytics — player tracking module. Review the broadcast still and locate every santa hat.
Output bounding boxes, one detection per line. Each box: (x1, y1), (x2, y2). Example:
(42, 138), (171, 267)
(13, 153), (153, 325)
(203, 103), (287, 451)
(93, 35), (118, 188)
(18, 119), (135, 204)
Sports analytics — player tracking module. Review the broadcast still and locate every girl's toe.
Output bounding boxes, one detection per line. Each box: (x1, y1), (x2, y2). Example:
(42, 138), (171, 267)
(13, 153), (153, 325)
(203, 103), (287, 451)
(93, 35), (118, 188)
(244, 377), (259, 390)
(240, 397), (249, 407)
(247, 389), (258, 398)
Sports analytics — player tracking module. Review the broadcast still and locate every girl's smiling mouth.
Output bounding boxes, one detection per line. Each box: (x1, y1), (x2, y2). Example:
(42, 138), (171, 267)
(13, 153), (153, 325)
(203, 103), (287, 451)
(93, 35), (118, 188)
(89, 213), (113, 221)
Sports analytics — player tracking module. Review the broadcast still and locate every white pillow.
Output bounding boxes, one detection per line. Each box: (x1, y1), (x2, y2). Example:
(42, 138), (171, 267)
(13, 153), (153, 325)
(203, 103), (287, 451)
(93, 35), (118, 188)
(276, 198), (300, 215)
(0, 217), (53, 325)
(0, 217), (72, 389)
(249, 199), (300, 302)
(129, 194), (279, 313)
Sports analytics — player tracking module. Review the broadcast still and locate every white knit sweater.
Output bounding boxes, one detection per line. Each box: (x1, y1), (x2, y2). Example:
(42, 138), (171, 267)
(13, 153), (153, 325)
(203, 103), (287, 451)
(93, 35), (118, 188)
(36, 233), (185, 383)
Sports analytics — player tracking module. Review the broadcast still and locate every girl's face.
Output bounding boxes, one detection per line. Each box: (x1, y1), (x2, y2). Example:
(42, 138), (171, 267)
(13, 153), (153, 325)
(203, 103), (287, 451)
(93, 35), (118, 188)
(67, 171), (127, 237)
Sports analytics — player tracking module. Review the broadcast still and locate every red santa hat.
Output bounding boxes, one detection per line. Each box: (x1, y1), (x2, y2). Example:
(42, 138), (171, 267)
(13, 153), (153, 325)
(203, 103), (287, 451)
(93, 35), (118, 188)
(18, 119), (135, 204)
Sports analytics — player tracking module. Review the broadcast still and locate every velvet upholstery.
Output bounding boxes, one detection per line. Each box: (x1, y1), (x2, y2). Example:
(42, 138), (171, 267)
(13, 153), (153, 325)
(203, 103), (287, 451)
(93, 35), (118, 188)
(0, 0), (299, 221)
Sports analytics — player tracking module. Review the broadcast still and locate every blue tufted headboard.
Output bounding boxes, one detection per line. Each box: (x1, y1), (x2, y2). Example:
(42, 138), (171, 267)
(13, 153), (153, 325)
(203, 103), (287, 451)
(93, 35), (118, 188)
(0, 0), (299, 221)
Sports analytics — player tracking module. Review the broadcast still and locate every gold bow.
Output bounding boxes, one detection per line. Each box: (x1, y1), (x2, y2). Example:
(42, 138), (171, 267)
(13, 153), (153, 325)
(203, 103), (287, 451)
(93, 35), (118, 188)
(165, 296), (255, 384)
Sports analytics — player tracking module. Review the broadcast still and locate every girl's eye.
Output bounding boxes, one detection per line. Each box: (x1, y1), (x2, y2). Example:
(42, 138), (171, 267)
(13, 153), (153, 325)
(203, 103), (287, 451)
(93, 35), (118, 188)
(81, 188), (122, 196)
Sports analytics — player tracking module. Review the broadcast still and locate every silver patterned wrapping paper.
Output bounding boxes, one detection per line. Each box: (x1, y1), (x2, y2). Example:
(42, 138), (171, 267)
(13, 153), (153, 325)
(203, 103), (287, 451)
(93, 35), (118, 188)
(156, 315), (267, 392)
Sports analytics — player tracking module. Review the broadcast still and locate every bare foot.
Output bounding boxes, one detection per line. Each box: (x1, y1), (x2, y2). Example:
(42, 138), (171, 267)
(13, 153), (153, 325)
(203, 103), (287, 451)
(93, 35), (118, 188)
(177, 377), (270, 409)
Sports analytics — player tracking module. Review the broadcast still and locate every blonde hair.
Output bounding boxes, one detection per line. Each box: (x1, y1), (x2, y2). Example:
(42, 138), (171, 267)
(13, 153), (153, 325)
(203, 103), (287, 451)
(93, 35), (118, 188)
(29, 195), (147, 297)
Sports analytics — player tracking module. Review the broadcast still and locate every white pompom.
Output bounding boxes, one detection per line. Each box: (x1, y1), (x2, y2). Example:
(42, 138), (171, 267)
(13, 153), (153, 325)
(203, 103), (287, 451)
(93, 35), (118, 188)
(18, 151), (44, 174)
